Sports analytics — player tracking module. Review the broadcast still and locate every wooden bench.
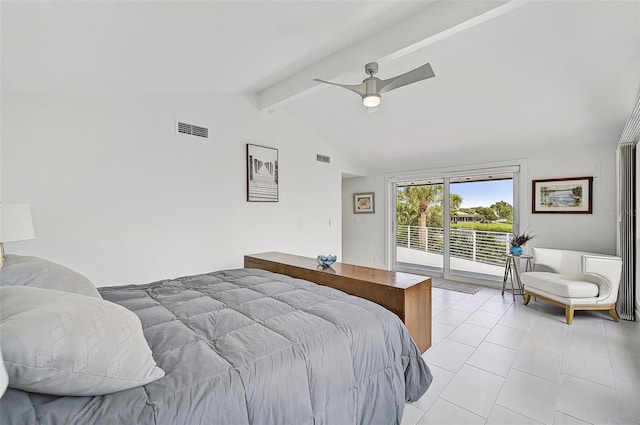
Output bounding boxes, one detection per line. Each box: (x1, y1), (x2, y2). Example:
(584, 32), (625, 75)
(244, 252), (432, 352)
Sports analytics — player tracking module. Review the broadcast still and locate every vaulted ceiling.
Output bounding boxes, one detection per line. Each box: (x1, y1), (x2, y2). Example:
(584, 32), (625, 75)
(3, 1), (639, 172)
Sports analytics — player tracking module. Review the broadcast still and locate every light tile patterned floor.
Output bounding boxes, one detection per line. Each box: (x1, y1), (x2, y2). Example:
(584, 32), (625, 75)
(403, 287), (640, 425)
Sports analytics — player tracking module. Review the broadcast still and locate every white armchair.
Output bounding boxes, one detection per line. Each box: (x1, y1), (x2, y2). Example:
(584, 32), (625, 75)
(521, 247), (623, 324)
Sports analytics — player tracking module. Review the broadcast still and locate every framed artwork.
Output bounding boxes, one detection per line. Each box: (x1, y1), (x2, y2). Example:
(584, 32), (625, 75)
(532, 176), (593, 214)
(353, 192), (375, 214)
(247, 144), (278, 202)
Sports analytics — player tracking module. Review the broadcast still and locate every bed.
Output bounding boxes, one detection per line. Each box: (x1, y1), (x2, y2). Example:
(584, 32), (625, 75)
(0, 256), (433, 425)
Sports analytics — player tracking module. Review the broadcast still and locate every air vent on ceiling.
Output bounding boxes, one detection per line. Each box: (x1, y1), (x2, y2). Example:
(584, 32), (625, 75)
(177, 121), (208, 139)
(316, 154), (331, 164)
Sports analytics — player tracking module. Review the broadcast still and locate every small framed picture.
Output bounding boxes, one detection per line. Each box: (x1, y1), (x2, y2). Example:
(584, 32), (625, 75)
(532, 176), (593, 214)
(247, 144), (278, 202)
(353, 192), (375, 214)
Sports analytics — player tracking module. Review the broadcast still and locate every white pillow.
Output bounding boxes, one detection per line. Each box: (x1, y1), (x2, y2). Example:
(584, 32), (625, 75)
(0, 350), (7, 399)
(0, 286), (165, 396)
(0, 254), (102, 299)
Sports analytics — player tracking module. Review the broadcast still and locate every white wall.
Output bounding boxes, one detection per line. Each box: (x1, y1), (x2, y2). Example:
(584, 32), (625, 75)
(342, 143), (618, 271)
(342, 173), (388, 268)
(1, 93), (357, 286)
(527, 144), (617, 253)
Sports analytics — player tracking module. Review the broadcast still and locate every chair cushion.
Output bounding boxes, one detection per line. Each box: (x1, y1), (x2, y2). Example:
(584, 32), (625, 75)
(521, 272), (599, 298)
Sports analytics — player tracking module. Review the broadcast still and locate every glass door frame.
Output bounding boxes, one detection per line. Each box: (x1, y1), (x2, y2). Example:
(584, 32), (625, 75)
(386, 161), (525, 283)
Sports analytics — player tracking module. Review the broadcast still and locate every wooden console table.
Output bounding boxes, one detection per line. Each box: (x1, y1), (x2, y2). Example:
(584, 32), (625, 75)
(244, 252), (431, 352)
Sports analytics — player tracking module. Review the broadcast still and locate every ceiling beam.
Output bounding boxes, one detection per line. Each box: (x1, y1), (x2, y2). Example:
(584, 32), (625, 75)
(257, 0), (523, 110)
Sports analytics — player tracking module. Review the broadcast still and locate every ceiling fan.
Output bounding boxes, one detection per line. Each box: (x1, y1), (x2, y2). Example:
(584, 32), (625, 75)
(314, 62), (435, 108)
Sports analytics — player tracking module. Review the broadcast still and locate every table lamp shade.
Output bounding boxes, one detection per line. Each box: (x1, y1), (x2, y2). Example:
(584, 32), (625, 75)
(0, 204), (35, 243)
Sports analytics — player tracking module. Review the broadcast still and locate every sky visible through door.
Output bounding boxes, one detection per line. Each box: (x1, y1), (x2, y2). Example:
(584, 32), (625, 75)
(451, 179), (513, 208)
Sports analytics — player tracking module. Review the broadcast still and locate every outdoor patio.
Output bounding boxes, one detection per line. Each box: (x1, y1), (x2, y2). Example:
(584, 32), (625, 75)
(397, 247), (506, 282)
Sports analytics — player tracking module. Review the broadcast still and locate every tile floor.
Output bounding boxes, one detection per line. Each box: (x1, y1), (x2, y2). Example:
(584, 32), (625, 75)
(402, 286), (640, 425)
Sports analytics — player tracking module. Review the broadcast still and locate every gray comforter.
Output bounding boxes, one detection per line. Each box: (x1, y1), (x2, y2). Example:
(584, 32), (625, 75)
(1, 268), (432, 425)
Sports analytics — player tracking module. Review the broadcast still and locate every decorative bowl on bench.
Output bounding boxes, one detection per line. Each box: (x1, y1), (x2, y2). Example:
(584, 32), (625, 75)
(317, 255), (337, 268)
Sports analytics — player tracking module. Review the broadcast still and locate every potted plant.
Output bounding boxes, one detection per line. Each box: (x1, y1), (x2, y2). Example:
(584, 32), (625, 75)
(510, 229), (536, 257)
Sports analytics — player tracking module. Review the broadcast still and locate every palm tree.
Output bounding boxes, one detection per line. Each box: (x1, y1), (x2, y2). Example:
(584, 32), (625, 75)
(403, 185), (443, 248)
(396, 202), (418, 226)
(397, 185), (464, 250)
(449, 193), (463, 226)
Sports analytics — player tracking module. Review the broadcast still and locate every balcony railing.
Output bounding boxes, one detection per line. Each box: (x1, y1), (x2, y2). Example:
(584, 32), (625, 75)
(396, 225), (510, 266)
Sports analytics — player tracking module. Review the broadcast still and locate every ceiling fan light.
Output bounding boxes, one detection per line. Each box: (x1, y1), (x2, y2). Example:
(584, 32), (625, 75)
(362, 94), (381, 108)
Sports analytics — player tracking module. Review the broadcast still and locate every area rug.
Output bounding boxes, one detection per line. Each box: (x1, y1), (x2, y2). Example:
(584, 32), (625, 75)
(430, 277), (483, 295)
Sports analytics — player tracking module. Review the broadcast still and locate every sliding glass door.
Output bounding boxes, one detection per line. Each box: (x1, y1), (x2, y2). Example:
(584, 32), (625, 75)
(448, 174), (514, 280)
(393, 167), (518, 283)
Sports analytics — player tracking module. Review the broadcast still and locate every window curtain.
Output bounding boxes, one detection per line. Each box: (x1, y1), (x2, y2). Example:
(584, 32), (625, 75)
(616, 94), (640, 321)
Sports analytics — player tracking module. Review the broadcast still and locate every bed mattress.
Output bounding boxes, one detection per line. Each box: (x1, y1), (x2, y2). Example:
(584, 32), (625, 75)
(1, 268), (432, 425)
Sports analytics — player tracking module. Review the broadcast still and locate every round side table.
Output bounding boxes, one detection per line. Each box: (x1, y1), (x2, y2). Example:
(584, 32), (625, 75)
(502, 254), (533, 300)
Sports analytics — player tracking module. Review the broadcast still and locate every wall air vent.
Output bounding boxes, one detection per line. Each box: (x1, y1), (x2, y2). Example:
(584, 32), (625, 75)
(177, 121), (208, 139)
(316, 154), (331, 164)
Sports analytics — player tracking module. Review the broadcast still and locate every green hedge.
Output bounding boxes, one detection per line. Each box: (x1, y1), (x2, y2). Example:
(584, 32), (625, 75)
(450, 222), (512, 233)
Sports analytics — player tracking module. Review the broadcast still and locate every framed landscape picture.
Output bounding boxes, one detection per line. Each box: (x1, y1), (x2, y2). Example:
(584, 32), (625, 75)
(353, 192), (375, 214)
(247, 144), (278, 202)
(532, 176), (593, 214)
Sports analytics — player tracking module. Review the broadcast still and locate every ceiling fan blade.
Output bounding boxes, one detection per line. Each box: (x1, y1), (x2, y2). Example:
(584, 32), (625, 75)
(378, 63), (435, 94)
(313, 78), (367, 97)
